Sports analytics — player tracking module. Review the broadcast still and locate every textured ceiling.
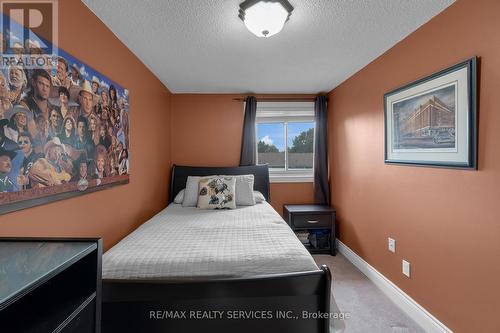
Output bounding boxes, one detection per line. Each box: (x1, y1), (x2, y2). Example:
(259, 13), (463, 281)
(82, 0), (454, 93)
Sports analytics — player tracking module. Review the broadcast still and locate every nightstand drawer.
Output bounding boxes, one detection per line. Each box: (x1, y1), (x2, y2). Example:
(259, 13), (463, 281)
(292, 214), (331, 228)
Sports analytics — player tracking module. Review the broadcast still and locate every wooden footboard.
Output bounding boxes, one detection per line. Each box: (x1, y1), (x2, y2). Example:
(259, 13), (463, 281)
(102, 265), (332, 333)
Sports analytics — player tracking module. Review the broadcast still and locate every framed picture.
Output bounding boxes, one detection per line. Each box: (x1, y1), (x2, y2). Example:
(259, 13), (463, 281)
(0, 14), (130, 215)
(384, 57), (477, 169)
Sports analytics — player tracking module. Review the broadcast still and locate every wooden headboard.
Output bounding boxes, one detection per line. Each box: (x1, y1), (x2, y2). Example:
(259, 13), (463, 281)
(169, 164), (270, 203)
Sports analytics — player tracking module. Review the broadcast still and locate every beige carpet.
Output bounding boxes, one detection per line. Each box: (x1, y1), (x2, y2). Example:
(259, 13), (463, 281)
(314, 254), (426, 333)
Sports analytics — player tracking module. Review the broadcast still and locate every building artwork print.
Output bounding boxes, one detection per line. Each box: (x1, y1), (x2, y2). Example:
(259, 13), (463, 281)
(392, 84), (456, 150)
(0, 7), (130, 215)
(384, 58), (477, 169)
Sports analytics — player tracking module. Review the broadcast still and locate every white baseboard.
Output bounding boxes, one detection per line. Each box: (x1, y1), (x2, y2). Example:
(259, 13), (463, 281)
(336, 239), (453, 333)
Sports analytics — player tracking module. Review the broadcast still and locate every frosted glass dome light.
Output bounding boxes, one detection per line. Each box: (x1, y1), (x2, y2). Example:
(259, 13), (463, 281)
(239, 0), (294, 38)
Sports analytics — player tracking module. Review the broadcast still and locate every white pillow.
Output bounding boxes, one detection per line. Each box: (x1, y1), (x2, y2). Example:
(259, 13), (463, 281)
(182, 176), (201, 207)
(173, 189), (185, 204)
(197, 176), (237, 209)
(182, 176), (216, 207)
(253, 191), (266, 203)
(221, 174), (255, 206)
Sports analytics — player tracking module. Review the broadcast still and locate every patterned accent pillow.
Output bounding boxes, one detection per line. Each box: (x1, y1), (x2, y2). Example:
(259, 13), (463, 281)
(182, 175), (216, 207)
(197, 176), (237, 210)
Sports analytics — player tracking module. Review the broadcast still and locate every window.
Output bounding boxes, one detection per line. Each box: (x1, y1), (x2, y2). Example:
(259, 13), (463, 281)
(255, 102), (315, 182)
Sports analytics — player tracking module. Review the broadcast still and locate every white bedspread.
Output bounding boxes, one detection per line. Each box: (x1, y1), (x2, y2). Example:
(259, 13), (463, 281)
(102, 202), (319, 279)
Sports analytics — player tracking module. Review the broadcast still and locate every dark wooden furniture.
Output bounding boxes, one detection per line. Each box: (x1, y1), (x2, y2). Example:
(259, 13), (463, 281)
(102, 165), (331, 333)
(169, 164), (271, 202)
(0, 238), (102, 333)
(284, 204), (336, 255)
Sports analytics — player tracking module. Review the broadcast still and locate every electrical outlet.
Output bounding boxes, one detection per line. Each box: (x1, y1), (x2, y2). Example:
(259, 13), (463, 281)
(388, 238), (396, 253)
(402, 260), (411, 278)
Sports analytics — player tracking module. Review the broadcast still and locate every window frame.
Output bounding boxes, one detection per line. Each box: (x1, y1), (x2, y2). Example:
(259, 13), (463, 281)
(255, 102), (315, 183)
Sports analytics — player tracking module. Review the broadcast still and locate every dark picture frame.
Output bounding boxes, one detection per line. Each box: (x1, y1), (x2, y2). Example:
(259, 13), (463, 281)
(384, 57), (477, 169)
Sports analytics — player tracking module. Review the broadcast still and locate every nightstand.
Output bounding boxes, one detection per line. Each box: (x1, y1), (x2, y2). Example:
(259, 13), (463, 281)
(283, 204), (336, 255)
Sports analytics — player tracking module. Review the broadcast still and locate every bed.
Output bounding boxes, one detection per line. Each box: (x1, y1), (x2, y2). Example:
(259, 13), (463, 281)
(101, 164), (333, 333)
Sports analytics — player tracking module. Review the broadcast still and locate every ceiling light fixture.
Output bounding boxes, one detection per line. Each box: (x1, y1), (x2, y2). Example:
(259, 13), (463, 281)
(239, 0), (294, 38)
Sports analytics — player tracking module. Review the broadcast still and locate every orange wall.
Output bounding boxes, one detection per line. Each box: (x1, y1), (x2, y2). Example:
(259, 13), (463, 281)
(0, 0), (172, 251)
(171, 94), (315, 214)
(328, 0), (500, 331)
(269, 182), (314, 215)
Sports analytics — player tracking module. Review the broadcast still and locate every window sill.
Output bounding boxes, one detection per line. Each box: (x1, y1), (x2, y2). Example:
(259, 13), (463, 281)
(269, 174), (314, 183)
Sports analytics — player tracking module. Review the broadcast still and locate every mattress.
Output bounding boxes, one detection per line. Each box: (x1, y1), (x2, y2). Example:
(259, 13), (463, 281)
(102, 202), (319, 279)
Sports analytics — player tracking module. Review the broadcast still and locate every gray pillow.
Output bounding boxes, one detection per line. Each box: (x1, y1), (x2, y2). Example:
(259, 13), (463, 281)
(182, 176), (201, 207)
(253, 190), (266, 203)
(232, 174), (255, 206)
(173, 189), (185, 204)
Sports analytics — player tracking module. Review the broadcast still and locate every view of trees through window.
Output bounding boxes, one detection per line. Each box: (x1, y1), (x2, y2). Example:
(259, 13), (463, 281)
(257, 122), (314, 170)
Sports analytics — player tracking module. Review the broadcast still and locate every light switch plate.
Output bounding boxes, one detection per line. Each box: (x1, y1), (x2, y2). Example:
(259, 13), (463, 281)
(402, 260), (411, 278)
(388, 238), (396, 253)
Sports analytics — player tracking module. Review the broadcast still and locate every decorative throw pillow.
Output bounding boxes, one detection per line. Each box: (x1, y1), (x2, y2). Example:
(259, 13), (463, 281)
(197, 176), (237, 210)
(220, 174), (255, 206)
(182, 176), (216, 207)
(174, 189), (185, 204)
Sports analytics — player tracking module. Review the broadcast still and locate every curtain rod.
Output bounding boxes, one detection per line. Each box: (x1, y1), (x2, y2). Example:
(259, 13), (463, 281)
(232, 96), (327, 102)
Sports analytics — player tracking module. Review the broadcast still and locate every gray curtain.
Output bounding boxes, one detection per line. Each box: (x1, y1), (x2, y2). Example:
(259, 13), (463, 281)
(239, 96), (257, 166)
(314, 96), (330, 205)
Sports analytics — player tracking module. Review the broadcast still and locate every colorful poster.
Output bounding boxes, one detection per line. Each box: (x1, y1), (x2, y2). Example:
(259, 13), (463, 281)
(0, 13), (130, 214)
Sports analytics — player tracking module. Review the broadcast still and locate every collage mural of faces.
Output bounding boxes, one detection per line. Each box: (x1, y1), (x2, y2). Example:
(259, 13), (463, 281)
(0, 19), (130, 208)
